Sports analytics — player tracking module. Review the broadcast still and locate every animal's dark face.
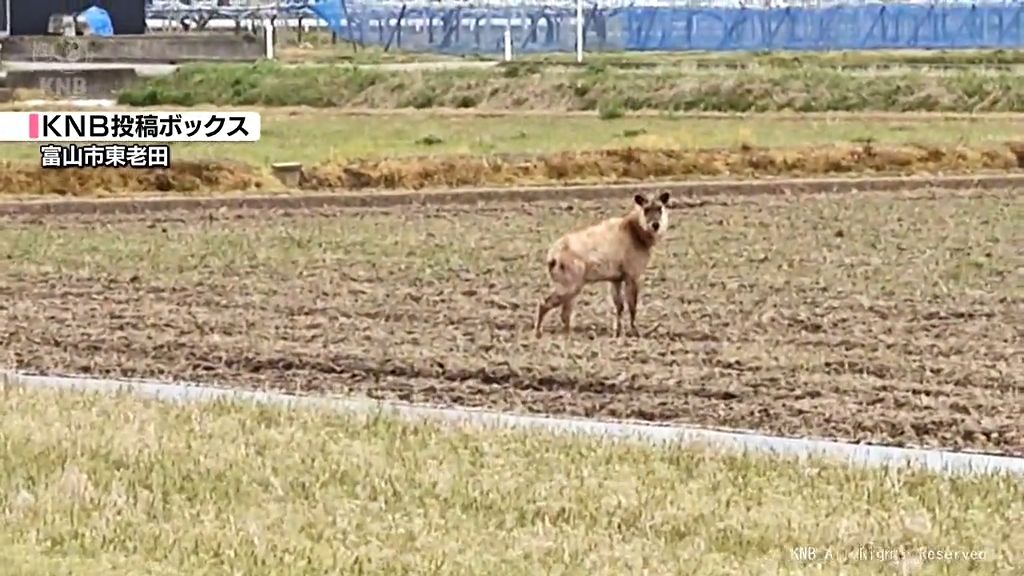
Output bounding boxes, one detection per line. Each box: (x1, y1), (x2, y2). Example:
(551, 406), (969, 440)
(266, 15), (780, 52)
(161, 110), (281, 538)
(633, 192), (671, 234)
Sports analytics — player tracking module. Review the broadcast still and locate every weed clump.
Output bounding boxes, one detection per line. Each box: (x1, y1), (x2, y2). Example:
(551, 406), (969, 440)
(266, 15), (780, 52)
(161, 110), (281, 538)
(119, 61), (1024, 113)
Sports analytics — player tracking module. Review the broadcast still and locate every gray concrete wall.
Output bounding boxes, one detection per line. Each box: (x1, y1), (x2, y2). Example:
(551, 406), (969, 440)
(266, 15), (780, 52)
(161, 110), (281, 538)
(4, 67), (141, 98)
(1, 33), (263, 64)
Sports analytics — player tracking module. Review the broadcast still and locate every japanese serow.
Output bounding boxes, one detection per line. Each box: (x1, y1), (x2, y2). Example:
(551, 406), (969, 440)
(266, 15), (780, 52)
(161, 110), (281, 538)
(535, 192), (670, 338)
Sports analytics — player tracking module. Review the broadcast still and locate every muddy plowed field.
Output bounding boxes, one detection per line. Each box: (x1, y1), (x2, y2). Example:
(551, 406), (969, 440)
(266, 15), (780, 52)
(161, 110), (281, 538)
(2, 188), (1021, 455)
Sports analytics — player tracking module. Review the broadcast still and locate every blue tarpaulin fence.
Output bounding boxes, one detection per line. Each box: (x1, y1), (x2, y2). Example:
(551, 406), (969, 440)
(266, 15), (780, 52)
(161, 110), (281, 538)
(623, 3), (1024, 51)
(304, 1), (1024, 53)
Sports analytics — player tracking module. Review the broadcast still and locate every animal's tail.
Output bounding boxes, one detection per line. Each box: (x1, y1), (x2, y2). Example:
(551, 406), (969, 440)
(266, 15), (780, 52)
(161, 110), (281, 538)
(546, 244), (579, 283)
(547, 254), (566, 278)
(547, 251), (576, 286)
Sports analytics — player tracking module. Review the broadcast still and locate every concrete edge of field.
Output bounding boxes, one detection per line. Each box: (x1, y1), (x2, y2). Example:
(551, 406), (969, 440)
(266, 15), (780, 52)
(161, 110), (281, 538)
(2, 173), (1023, 216)
(4, 371), (1023, 478)
(11, 101), (1024, 121)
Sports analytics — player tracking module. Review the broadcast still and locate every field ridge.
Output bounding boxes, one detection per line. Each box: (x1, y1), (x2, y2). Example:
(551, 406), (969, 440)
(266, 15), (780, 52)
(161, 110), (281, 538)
(5, 141), (1024, 198)
(2, 172), (1023, 216)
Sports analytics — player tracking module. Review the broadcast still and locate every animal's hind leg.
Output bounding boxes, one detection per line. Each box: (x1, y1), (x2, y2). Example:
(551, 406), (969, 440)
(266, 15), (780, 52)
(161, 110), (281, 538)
(536, 287), (583, 338)
(624, 277), (641, 337)
(609, 280), (624, 337)
(537, 255), (584, 338)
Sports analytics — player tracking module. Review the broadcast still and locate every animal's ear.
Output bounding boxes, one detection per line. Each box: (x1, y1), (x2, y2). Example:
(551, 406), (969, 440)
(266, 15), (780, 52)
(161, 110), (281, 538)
(634, 194), (648, 206)
(658, 192), (670, 205)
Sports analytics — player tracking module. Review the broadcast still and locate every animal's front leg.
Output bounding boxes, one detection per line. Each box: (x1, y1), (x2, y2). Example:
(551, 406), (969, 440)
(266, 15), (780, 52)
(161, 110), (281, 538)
(560, 296), (577, 337)
(536, 292), (564, 338)
(624, 277), (641, 337)
(609, 280), (624, 337)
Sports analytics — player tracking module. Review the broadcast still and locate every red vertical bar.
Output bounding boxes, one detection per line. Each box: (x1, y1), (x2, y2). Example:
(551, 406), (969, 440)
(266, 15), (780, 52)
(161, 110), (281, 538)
(28, 113), (39, 140)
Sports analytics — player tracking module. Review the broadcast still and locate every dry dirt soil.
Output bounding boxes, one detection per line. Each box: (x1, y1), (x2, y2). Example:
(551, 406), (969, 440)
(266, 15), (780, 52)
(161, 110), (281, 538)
(1, 188), (1021, 455)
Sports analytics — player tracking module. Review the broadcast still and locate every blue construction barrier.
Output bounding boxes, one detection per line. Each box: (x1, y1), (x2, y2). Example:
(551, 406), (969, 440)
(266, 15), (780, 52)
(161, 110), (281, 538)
(623, 3), (1024, 51)
(165, 1), (1024, 54)
(309, 0), (621, 54)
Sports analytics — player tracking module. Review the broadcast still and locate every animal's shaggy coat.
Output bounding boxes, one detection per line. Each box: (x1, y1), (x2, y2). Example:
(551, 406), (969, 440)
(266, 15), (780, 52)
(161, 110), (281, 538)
(535, 192), (670, 338)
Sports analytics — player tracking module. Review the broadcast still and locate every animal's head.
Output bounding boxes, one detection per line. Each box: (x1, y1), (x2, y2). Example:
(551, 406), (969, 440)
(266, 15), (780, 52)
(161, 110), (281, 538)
(633, 192), (670, 235)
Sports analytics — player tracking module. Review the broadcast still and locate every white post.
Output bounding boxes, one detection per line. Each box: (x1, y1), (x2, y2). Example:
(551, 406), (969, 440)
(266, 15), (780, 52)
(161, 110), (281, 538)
(575, 0), (584, 63)
(503, 24), (512, 62)
(264, 19), (275, 60)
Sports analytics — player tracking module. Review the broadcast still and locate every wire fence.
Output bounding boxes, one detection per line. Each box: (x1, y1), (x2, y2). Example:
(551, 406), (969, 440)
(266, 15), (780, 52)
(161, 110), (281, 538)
(146, 1), (1024, 54)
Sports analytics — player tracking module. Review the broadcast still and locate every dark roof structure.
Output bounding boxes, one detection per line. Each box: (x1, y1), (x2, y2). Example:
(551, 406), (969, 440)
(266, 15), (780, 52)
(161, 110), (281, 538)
(9, 0), (145, 36)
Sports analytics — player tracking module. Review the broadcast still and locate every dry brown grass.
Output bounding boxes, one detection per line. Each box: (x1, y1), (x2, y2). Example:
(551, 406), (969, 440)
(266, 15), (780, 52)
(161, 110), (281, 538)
(4, 143), (1024, 197)
(303, 142), (1024, 190)
(0, 160), (271, 197)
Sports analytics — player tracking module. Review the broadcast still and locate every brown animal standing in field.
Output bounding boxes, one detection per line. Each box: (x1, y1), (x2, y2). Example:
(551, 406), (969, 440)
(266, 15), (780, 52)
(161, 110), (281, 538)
(535, 192), (670, 338)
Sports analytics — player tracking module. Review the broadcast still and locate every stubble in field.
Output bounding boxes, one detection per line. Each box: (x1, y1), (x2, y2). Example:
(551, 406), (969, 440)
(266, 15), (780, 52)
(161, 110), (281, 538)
(0, 188), (1021, 455)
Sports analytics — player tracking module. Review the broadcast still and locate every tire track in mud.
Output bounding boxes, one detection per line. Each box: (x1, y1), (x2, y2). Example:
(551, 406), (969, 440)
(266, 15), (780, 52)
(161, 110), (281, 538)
(2, 173), (1024, 217)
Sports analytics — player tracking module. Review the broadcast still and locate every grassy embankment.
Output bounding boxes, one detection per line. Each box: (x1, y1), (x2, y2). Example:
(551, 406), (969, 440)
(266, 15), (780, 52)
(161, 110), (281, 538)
(272, 36), (1024, 69)
(6, 58), (1024, 196)
(0, 386), (1019, 575)
(118, 60), (1024, 114)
